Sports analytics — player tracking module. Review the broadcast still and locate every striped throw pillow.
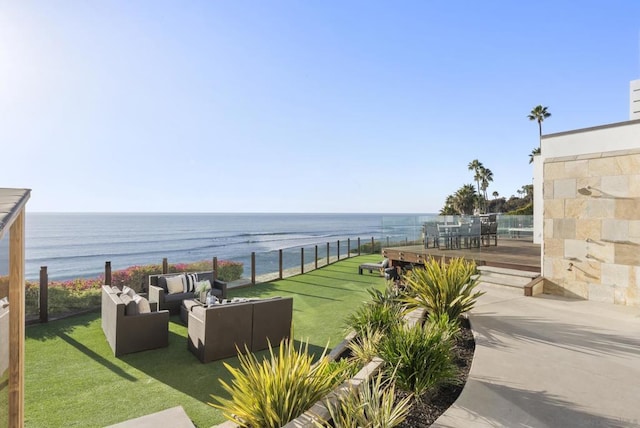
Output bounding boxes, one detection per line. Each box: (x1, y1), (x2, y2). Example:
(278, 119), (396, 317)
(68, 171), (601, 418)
(184, 273), (198, 292)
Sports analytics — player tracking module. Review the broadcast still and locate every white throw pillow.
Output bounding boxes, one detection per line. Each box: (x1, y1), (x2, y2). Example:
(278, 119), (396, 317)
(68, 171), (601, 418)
(166, 275), (185, 294)
(133, 294), (151, 314)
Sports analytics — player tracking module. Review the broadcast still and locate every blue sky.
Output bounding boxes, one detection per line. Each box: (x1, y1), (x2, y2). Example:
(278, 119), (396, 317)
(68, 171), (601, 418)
(2, 1), (639, 213)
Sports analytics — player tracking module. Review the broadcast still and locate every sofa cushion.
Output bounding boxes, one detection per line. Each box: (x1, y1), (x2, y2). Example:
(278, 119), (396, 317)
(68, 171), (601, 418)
(185, 273), (198, 292)
(166, 276), (184, 294)
(157, 276), (169, 293)
(0, 297), (8, 309)
(133, 294), (151, 314)
(111, 286), (122, 295)
(120, 294), (137, 315)
(122, 286), (137, 297)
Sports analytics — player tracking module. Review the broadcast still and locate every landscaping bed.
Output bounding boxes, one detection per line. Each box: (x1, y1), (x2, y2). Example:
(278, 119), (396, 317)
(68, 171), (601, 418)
(397, 317), (475, 427)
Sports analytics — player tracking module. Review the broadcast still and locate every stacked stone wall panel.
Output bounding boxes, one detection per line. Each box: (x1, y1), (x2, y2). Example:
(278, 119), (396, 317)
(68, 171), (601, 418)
(543, 148), (640, 307)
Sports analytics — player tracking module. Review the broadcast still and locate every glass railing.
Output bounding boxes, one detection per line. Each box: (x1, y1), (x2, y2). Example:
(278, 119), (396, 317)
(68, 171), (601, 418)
(382, 214), (534, 248)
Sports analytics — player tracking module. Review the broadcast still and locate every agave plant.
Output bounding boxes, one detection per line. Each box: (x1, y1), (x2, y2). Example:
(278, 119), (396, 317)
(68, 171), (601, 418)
(403, 257), (484, 324)
(211, 338), (347, 428)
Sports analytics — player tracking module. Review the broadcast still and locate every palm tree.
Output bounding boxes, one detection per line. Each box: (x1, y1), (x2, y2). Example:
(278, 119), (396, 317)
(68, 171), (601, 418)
(467, 159), (484, 207)
(529, 147), (541, 164)
(528, 105), (551, 146)
(480, 168), (493, 212)
(492, 191), (499, 200)
(528, 105), (549, 164)
(452, 184), (477, 215)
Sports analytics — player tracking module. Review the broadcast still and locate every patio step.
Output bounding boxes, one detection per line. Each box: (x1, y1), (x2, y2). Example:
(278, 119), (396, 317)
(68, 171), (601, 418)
(475, 265), (539, 289)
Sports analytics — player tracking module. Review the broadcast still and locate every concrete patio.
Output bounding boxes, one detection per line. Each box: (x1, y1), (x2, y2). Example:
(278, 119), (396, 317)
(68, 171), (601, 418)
(434, 283), (640, 428)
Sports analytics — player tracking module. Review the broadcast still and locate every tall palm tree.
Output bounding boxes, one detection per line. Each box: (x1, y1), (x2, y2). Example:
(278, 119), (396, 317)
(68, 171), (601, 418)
(480, 167), (493, 212)
(492, 191), (499, 200)
(528, 105), (551, 146)
(467, 159), (484, 204)
(528, 105), (551, 138)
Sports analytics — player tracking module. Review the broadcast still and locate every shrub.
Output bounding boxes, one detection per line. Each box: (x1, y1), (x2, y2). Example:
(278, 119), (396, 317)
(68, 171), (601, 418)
(507, 202), (533, 215)
(111, 264), (163, 292)
(216, 260), (243, 282)
(403, 257), (484, 324)
(317, 357), (361, 384)
(318, 372), (413, 428)
(377, 321), (457, 397)
(212, 338), (346, 428)
(352, 240), (382, 254)
(348, 325), (385, 365)
(345, 286), (404, 337)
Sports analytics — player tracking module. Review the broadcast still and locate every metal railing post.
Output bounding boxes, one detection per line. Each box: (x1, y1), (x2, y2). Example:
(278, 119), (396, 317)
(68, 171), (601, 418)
(251, 252), (256, 285)
(105, 261), (112, 286)
(39, 266), (48, 323)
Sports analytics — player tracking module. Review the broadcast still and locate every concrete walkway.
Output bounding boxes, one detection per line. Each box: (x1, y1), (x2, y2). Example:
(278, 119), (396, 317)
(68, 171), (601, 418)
(434, 283), (640, 428)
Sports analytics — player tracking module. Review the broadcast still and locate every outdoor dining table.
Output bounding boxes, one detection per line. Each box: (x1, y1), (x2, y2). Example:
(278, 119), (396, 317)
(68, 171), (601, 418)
(437, 224), (461, 249)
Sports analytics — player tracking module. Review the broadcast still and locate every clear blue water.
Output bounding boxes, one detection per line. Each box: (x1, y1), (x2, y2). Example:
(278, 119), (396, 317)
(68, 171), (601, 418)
(0, 213), (407, 281)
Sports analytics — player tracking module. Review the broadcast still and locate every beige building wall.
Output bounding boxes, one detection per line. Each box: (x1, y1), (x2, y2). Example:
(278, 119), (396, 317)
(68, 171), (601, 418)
(543, 148), (640, 306)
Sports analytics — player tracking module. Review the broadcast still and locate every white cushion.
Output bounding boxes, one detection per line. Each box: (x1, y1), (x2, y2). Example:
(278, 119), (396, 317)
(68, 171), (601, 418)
(133, 294), (151, 314)
(166, 275), (185, 294)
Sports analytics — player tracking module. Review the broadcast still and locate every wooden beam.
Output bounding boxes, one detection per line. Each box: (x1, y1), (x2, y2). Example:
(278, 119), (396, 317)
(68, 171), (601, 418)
(9, 209), (25, 427)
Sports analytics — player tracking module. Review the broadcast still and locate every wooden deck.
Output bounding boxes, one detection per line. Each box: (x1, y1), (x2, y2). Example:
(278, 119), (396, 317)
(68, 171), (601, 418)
(383, 239), (541, 273)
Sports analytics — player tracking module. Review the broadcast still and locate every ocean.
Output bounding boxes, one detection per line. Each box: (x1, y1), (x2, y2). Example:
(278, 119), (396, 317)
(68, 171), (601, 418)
(0, 213), (418, 281)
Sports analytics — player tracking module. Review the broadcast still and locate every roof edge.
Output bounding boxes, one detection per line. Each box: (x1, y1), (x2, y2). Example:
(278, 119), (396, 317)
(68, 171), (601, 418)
(0, 188), (31, 241)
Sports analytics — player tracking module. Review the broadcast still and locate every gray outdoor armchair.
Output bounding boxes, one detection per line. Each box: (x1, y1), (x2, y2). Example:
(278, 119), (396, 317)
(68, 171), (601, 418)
(101, 286), (169, 357)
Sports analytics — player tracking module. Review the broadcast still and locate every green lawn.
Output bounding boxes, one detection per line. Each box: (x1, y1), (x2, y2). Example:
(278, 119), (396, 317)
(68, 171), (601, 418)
(25, 255), (386, 428)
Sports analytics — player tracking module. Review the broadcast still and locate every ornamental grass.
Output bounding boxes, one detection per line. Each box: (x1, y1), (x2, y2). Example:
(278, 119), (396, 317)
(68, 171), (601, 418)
(402, 257), (484, 324)
(212, 339), (348, 428)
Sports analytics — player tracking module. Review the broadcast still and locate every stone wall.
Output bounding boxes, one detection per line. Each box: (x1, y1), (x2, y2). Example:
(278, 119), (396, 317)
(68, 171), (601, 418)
(543, 148), (640, 306)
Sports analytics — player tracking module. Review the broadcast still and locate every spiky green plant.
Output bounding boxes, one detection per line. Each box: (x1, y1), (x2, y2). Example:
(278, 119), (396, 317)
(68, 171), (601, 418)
(403, 257), (484, 324)
(316, 357), (361, 383)
(211, 338), (346, 427)
(348, 325), (385, 365)
(426, 312), (460, 341)
(377, 321), (457, 397)
(345, 287), (404, 336)
(317, 372), (413, 428)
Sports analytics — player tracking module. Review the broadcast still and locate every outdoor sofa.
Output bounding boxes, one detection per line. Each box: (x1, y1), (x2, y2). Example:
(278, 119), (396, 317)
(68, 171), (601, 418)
(187, 296), (293, 363)
(101, 285), (169, 357)
(148, 271), (227, 314)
